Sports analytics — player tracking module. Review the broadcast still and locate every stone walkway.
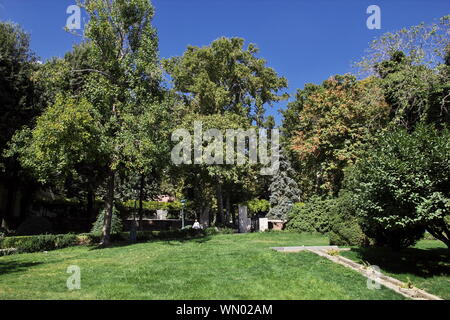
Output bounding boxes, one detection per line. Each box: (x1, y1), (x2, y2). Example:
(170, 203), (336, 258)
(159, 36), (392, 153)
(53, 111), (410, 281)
(271, 246), (443, 300)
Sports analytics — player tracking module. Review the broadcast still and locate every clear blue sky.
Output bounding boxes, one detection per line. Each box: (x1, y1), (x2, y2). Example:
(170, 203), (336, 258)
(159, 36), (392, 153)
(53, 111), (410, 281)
(0, 0), (448, 124)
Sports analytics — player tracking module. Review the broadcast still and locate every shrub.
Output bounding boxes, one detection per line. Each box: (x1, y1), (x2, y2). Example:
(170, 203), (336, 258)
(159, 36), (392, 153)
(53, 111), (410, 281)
(327, 192), (372, 247)
(218, 227), (236, 234)
(91, 206), (123, 234)
(286, 197), (332, 234)
(360, 223), (425, 250)
(344, 124), (449, 248)
(329, 221), (369, 247)
(0, 233), (77, 253)
(16, 216), (53, 236)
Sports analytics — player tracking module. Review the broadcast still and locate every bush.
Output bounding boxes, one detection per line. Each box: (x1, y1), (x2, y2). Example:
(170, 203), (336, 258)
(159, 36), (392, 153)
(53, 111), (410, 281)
(360, 223), (425, 250)
(327, 192), (372, 247)
(285, 194), (370, 246)
(16, 216), (53, 236)
(0, 233), (77, 253)
(0, 224), (233, 255)
(218, 227), (236, 234)
(286, 197), (332, 234)
(329, 222), (369, 247)
(91, 206), (123, 234)
(344, 124), (449, 248)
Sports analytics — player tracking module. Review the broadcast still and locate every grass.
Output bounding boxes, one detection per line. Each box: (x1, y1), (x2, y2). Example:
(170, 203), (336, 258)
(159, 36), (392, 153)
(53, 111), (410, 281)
(341, 240), (450, 299)
(0, 232), (404, 300)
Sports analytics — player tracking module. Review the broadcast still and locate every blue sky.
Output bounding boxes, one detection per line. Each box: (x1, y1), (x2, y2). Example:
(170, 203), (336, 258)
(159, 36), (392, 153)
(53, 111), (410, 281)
(0, 0), (448, 124)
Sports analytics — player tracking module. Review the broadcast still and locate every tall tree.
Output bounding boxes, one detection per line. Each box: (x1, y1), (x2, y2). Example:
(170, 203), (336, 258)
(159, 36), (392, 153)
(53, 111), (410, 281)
(267, 152), (301, 221)
(76, 0), (168, 244)
(164, 37), (288, 221)
(283, 75), (390, 197)
(10, 0), (168, 245)
(0, 22), (43, 229)
(163, 37), (288, 125)
(358, 15), (450, 129)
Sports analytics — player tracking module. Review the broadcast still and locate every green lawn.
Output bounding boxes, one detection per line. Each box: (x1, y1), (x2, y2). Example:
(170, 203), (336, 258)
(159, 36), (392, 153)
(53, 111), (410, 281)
(341, 239), (450, 300)
(0, 232), (405, 300)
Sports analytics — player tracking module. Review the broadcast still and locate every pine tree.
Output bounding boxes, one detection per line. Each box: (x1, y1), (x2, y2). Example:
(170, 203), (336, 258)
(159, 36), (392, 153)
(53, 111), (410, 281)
(268, 153), (301, 220)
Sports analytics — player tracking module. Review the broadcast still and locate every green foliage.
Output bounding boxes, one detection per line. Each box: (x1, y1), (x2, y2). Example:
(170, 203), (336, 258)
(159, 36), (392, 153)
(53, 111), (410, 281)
(243, 198), (270, 216)
(0, 22), (42, 163)
(345, 124), (450, 248)
(9, 95), (106, 184)
(16, 216), (53, 236)
(268, 153), (301, 220)
(163, 37), (288, 124)
(283, 75), (390, 196)
(327, 193), (371, 247)
(91, 206), (123, 235)
(0, 233), (77, 253)
(328, 222), (369, 247)
(203, 226), (236, 236)
(121, 200), (184, 211)
(359, 17), (450, 128)
(286, 197), (332, 234)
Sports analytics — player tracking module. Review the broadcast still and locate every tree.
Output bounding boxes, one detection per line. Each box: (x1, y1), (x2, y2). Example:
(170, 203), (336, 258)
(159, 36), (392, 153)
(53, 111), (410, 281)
(267, 152), (301, 220)
(9, 0), (168, 245)
(164, 37), (288, 223)
(359, 16), (450, 129)
(283, 74), (390, 197)
(0, 22), (43, 229)
(172, 112), (258, 226)
(345, 124), (450, 248)
(163, 37), (288, 125)
(70, 0), (166, 245)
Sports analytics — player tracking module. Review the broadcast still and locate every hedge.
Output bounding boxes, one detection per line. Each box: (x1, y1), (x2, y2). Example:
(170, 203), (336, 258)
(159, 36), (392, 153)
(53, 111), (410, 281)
(0, 233), (78, 253)
(286, 197), (332, 234)
(0, 227), (235, 254)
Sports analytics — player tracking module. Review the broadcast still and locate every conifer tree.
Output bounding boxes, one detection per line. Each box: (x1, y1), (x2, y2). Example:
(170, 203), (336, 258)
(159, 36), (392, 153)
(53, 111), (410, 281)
(268, 153), (301, 220)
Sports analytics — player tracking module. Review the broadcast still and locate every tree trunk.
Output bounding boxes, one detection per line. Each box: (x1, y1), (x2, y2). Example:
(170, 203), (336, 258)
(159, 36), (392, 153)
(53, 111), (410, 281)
(428, 223), (450, 248)
(199, 204), (210, 227)
(3, 177), (18, 231)
(138, 174), (145, 231)
(231, 198), (236, 227)
(101, 170), (115, 246)
(216, 183), (224, 225)
(86, 189), (94, 231)
(225, 190), (231, 226)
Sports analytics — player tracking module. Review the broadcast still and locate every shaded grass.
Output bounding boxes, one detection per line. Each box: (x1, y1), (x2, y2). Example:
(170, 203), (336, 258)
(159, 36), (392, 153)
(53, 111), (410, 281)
(341, 240), (450, 299)
(0, 232), (403, 300)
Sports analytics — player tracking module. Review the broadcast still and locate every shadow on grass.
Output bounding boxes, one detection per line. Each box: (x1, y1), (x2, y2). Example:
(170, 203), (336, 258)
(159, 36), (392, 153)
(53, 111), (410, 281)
(88, 234), (212, 251)
(0, 260), (43, 276)
(349, 247), (450, 278)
